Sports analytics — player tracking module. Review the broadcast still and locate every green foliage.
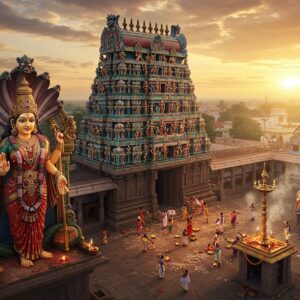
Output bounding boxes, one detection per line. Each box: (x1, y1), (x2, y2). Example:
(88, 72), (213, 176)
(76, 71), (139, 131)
(219, 102), (250, 121)
(202, 113), (216, 142)
(230, 116), (262, 141)
(217, 100), (227, 111)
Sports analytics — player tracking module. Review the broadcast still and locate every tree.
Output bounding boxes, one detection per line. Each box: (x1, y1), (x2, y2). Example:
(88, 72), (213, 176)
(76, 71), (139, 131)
(230, 116), (262, 141)
(202, 113), (216, 142)
(219, 102), (250, 121)
(217, 100), (227, 111)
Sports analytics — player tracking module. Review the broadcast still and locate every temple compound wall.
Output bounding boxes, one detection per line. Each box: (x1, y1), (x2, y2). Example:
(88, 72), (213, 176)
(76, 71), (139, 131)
(73, 15), (215, 231)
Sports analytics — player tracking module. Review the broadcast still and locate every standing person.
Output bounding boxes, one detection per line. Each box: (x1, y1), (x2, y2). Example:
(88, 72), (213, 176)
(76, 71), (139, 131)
(249, 203), (256, 221)
(196, 198), (204, 215)
(138, 207), (145, 226)
(214, 242), (222, 267)
(231, 211), (237, 226)
(102, 227), (108, 244)
(136, 216), (142, 236)
(215, 218), (221, 234)
(220, 212), (225, 233)
(187, 218), (193, 239)
(212, 234), (219, 248)
(162, 211), (168, 230)
(180, 269), (190, 293)
(182, 228), (188, 246)
(158, 255), (165, 279)
(168, 215), (174, 234)
(141, 233), (153, 253)
(295, 191), (300, 225)
(203, 201), (209, 223)
(182, 203), (188, 221)
(284, 221), (291, 243)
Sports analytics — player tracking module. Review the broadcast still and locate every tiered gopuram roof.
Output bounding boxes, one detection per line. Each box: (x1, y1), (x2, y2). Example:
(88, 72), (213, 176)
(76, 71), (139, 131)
(74, 14), (210, 173)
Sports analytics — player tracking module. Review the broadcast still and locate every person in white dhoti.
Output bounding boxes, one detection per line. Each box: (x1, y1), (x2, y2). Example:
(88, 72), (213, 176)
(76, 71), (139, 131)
(162, 211), (168, 229)
(180, 269), (190, 293)
(249, 203), (256, 221)
(158, 255), (165, 279)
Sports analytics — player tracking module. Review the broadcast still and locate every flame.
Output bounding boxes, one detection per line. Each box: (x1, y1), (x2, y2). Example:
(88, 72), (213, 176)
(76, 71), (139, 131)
(90, 238), (93, 245)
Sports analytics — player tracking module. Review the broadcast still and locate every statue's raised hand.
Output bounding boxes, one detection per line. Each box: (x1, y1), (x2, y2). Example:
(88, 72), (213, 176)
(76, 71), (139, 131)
(55, 131), (64, 145)
(0, 153), (10, 176)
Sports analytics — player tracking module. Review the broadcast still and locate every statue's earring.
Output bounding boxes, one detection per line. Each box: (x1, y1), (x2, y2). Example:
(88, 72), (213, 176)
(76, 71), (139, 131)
(11, 126), (17, 136)
(33, 126), (37, 134)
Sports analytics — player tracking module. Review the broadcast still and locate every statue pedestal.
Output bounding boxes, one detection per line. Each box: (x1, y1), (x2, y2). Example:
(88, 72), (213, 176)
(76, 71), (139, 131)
(233, 235), (297, 297)
(0, 250), (108, 300)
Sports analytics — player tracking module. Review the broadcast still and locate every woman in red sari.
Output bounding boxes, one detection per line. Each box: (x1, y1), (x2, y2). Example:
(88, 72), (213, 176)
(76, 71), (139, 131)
(0, 78), (67, 267)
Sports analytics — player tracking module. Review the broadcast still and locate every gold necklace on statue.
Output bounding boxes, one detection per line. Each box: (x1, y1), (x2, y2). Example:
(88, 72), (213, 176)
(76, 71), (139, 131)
(16, 136), (39, 166)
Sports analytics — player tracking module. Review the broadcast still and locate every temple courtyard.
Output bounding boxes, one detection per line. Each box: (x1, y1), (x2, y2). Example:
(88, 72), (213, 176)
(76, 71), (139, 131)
(88, 191), (300, 300)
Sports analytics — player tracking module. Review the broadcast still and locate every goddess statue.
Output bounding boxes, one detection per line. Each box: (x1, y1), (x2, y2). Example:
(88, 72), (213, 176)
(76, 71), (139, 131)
(0, 78), (68, 267)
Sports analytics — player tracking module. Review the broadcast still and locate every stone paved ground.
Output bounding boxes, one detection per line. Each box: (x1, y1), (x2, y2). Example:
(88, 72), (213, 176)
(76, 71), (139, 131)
(88, 191), (300, 300)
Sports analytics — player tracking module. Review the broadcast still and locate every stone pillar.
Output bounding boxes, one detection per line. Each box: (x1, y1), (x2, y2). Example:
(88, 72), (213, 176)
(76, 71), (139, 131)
(231, 167), (235, 192)
(77, 198), (83, 229)
(220, 169), (224, 193)
(149, 170), (158, 213)
(270, 161), (275, 179)
(99, 192), (105, 227)
(242, 165), (246, 187)
(252, 163), (257, 181)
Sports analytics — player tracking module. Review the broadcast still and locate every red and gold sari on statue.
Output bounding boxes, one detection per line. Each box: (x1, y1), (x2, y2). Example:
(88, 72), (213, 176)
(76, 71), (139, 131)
(2, 134), (56, 260)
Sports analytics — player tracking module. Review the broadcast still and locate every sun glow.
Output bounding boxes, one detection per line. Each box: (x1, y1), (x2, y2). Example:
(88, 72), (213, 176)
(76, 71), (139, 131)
(281, 77), (300, 89)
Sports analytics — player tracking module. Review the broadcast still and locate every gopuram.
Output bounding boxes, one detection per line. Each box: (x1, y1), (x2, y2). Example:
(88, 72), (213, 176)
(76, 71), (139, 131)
(73, 15), (216, 230)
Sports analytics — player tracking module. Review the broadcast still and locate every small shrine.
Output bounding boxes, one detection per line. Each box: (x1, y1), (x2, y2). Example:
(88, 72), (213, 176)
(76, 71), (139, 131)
(233, 162), (297, 297)
(74, 15), (215, 229)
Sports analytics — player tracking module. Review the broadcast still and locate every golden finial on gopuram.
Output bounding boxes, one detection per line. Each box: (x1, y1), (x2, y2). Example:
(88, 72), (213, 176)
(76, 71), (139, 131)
(154, 22), (158, 34)
(136, 19), (140, 32)
(129, 18), (134, 31)
(160, 24), (164, 35)
(122, 18), (127, 30)
(165, 25), (169, 36)
(148, 22), (153, 33)
(142, 21), (146, 33)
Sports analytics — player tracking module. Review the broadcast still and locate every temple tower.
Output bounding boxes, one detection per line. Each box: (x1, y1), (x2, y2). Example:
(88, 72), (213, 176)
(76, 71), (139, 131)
(74, 15), (215, 230)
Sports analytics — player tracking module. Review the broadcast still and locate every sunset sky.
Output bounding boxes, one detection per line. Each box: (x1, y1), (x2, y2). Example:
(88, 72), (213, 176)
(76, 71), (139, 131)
(1, 0), (300, 102)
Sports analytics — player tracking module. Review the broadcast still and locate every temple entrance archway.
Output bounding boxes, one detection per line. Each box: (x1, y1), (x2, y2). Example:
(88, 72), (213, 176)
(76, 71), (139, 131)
(156, 167), (183, 209)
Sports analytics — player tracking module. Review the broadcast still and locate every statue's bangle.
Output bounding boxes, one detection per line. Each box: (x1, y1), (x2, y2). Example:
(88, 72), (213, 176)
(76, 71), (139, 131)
(54, 170), (62, 183)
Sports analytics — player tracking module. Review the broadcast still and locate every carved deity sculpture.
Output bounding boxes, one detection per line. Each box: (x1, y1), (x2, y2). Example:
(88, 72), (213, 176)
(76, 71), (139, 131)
(0, 78), (68, 268)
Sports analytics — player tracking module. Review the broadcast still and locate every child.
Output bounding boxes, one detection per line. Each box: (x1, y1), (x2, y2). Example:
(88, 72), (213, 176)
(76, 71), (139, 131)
(168, 215), (173, 234)
(187, 218), (193, 239)
(180, 269), (190, 293)
(136, 217), (142, 236)
(249, 203), (256, 221)
(220, 212), (225, 233)
(102, 227), (108, 244)
(231, 211), (237, 226)
(182, 228), (188, 246)
(215, 218), (221, 234)
(138, 207), (145, 226)
(182, 204), (188, 221)
(284, 221), (291, 243)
